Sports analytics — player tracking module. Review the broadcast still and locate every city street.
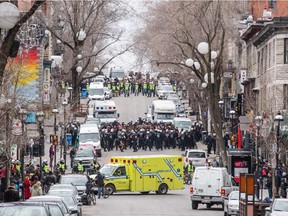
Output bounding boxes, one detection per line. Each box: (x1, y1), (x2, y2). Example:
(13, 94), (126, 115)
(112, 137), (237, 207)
(81, 94), (223, 216)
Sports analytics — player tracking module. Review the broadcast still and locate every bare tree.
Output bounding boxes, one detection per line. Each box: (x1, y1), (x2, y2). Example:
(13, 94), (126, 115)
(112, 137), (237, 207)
(133, 0), (240, 165)
(40, 0), (133, 108)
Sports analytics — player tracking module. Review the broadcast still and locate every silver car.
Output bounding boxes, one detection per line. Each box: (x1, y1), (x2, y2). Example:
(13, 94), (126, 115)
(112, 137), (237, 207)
(265, 198), (288, 216)
(26, 195), (76, 216)
(224, 191), (239, 216)
(56, 195), (82, 216)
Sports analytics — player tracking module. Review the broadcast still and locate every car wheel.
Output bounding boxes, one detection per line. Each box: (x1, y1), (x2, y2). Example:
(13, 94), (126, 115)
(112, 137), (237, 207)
(192, 201), (198, 210)
(105, 184), (115, 195)
(157, 183), (168, 195)
(207, 204), (211, 209)
(224, 212), (227, 216)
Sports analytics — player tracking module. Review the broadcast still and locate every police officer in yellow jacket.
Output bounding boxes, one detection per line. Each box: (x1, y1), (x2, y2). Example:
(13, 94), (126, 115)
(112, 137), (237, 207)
(77, 160), (84, 174)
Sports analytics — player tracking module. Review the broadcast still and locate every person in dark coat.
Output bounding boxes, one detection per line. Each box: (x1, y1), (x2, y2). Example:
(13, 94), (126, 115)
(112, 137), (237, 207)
(206, 133), (213, 154)
(4, 183), (20, 202)
(96, 172), (105, 199)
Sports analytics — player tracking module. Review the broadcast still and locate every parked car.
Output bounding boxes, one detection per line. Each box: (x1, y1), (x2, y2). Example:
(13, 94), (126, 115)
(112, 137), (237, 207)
(224, 191), (239, 216)
(265, 198), (288, 216)
(0, 202), (55, 216)
(26, 195), (75, 216)
(56, 195), (82, 216)
(59, 174), (89, 205)
(73, 146), (96, 169)
(183, 149), (208, 168)
(156, 85), (174, 99)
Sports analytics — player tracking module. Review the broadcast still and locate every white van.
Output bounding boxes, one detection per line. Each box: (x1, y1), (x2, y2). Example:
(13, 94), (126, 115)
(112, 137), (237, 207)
(79, 124), (102, 157)
(173, 117), (192, 131)
(151, 100), (176, 124)
(88, 82), (105, 100)
(190, 166), (238, 210)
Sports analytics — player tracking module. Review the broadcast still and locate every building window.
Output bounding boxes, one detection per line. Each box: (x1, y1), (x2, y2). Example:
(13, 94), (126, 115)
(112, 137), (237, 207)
(284, 84), (288, 109)
(285, 38), (288, 64)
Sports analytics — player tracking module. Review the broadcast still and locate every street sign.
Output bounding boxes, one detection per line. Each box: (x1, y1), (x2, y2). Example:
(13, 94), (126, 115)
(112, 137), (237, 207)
(12, 119), (22, 136)
(239, 116), (250, 131)
(223, 72), (233, 78)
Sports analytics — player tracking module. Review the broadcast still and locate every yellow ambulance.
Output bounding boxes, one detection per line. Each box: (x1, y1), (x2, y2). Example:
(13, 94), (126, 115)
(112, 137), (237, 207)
(99, 155), (184, 195)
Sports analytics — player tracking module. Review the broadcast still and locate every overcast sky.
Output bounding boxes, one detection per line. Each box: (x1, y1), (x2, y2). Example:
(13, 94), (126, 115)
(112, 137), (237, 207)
(109, 0), (148, 72)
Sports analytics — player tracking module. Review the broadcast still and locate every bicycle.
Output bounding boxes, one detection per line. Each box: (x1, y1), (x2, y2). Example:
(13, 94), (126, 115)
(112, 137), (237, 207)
(97, 186), (109, 199)
(87, 188), (97, 205)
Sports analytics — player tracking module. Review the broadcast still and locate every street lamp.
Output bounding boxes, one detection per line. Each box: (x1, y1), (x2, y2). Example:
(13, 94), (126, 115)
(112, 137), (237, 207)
(255, 115), (263, 169)
(274, 111), (284, 198)
(62, 100), (68, 166)
(52, 108), (59, 168)
(229, 110), (236, 135)
(218, 100), (224, 120)
(18, 108), (27, 200)
(36, 111), (44, 181)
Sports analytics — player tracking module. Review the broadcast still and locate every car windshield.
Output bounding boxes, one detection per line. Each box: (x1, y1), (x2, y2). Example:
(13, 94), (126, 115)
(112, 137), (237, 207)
(157, 113), (174, 120)
(230, 192), (239, 200)
(48, 190), (75, 196)
(100, 165), (117, 176)
(75, 149), (94, 157)
(174, 121), (192, 129)
(61, 196), (76, 206)
(89, 88), (104, 96)
(61, 176), (87, 186)
(97, 112), (116, 118)
(161, 86), (173, 91)
(273, 200), (288, 211)
(0, 206), (47, 216)
(48, 205), (63, 216)
(188, 152), (206, 158)
(167, 95), (178, 100)
(79, 133), (100, 142)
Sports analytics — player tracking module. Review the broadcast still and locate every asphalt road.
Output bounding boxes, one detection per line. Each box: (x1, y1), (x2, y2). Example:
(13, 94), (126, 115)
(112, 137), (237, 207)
(81, 94), (224, 216)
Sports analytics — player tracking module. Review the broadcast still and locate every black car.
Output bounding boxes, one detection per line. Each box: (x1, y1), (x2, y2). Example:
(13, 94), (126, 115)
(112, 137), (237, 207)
(59, 174), (89, 205)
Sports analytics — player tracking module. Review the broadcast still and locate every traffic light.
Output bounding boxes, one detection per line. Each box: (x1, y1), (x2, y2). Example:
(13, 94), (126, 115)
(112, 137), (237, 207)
(52, 135), (58, 145)
(39, 135), (45, 157)
(33, 144), (40, 157)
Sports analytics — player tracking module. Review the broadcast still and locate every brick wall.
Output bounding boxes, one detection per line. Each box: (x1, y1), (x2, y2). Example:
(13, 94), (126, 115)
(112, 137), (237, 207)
(248, 0), (288, 20)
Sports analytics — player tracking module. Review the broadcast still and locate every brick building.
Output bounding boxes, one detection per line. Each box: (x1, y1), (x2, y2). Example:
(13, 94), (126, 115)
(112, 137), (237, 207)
(248, 0), (288, 20)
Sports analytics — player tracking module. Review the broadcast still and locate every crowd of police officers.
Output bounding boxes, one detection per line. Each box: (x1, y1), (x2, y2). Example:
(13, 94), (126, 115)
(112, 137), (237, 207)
(99, 119), (204, 152)
(81, 75), (177, 98)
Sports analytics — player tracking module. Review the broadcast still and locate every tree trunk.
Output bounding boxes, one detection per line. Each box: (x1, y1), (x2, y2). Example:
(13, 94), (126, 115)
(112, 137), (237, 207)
(207, 84), (228, 166)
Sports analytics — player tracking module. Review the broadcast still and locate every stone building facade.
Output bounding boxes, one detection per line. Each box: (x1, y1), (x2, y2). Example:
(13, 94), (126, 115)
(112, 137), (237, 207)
(241, 17), (288, 116)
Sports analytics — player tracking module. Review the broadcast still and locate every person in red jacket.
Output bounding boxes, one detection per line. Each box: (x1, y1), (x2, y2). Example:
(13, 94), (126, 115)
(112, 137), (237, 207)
(23, 175), (31, 199)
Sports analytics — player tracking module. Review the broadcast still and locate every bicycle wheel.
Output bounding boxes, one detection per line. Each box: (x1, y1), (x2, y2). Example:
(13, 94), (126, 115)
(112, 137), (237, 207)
(102, 189), (109, 199)
(91, 193), (96, 205)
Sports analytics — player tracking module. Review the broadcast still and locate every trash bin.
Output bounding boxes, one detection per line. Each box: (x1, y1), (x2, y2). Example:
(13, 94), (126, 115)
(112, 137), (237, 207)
(81, 89), (88, 98)
(201, 131), (207, 144)
(65, 133), (72, 146)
